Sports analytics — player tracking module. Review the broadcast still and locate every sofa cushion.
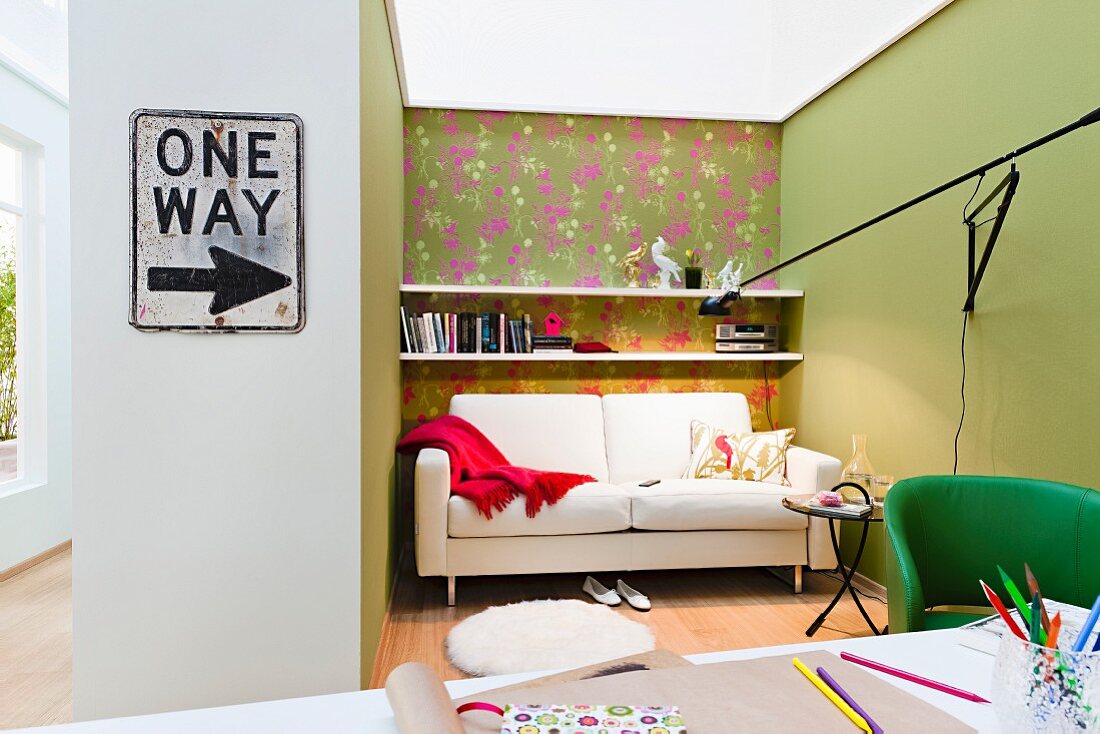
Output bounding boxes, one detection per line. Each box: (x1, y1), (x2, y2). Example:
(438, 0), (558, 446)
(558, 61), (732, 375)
(602, 393), (752, 484)
(684, 423), (795, 485)
(450, 394), (609, 481)
(448, 482), (630, 538)
(627, 479), (808, 531)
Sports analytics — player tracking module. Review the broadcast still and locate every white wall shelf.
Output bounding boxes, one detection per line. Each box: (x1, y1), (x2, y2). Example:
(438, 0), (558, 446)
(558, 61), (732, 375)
(399, 283), (803, 299)
(400, 351), (802, 362)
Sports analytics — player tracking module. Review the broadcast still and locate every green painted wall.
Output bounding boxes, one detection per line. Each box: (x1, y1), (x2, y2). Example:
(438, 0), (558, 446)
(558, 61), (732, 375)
(779, 0), (1100, 585)
(360, 0), (403, 685)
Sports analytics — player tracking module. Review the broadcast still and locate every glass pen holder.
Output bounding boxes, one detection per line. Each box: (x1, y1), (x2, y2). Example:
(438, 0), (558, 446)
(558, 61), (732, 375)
(991, 635), (1100, 732)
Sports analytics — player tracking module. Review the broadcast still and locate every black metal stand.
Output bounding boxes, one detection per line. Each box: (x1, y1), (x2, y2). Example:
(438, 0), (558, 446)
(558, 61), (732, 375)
(805, 482), (882, 637)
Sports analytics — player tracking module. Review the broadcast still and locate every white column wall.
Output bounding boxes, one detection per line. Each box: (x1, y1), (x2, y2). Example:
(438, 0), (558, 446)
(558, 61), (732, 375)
(70, 0), (362, 719)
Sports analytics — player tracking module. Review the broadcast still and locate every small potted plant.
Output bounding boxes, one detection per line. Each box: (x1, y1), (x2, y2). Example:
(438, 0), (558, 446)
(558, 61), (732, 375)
(683, 248), (703, 289)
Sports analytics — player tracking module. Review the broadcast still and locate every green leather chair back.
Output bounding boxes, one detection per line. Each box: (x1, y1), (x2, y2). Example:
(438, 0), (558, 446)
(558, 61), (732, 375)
(884, 475), (1100, 634)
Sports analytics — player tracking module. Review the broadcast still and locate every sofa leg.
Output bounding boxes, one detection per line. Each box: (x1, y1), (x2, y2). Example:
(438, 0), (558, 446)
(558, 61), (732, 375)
(447, 576), (456, 607)
(764, 565), (804, 593)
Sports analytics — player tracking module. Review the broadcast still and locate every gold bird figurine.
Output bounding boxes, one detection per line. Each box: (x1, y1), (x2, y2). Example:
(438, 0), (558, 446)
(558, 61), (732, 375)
(618, 242), (648, 288)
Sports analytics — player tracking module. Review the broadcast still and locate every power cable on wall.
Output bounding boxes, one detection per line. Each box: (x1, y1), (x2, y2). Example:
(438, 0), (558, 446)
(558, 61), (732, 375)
(952, 174), (984, 475)
(762, 361), (774, 429)
(953, 313), (968, 475)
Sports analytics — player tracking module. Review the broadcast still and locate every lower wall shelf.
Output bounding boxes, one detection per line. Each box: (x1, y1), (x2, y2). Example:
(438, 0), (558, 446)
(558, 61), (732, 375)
(400, 351), (803, 362)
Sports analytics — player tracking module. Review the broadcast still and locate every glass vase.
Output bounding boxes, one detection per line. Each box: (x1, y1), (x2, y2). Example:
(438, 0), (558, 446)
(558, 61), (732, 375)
(840, 434), (876, 503)
(684, 266), (703, 289)
(991, 636), (1100, 732)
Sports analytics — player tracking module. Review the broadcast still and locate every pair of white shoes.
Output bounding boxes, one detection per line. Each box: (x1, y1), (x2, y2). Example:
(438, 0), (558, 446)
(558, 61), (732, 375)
(582, 576), (651, 611)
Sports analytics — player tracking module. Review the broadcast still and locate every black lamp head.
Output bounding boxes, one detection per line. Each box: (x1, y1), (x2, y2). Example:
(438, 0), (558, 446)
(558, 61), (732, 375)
(698, 289), (741, 316)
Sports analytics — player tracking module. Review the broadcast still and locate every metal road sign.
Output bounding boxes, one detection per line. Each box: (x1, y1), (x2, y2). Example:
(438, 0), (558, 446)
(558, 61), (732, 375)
(130, 109), (304, 332)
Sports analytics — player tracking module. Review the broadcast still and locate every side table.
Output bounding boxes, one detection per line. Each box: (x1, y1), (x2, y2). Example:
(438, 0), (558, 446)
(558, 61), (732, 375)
(782, 482), (884, 637)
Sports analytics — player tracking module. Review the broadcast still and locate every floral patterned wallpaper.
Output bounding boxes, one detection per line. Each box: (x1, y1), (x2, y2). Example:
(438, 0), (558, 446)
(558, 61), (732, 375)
(400, 292), (784, 433)
(403, 109), (782, 288)
(400, 109), (786, 436)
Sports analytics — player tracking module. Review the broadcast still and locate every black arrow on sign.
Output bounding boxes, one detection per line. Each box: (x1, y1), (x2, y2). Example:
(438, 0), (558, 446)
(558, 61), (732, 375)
(147, 246), (293, 315)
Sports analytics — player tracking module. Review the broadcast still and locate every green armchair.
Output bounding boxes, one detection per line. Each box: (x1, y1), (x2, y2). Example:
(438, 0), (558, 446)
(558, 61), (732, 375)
(885, 475), (1100, 634)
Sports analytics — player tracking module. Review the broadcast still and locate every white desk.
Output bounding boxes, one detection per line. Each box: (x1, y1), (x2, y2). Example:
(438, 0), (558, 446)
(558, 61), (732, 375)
(13, 629), (997, 733)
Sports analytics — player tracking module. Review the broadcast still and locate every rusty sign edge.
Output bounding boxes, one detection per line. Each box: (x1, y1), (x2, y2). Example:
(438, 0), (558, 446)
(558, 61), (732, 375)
(128, 108), (306, 333)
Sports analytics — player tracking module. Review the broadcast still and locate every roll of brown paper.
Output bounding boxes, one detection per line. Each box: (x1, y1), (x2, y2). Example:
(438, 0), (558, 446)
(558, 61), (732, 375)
(384, 662), (467, 734)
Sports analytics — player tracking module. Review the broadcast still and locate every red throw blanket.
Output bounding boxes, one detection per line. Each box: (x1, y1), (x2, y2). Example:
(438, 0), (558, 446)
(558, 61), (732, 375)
(396, 415), (595, 518)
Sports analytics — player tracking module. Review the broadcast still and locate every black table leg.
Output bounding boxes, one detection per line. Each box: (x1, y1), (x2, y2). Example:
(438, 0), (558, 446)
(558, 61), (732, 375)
(805, 518), (882, 637)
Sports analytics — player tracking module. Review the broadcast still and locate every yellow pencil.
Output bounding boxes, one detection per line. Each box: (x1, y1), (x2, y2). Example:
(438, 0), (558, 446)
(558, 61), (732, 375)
(792, 657), (873, 733)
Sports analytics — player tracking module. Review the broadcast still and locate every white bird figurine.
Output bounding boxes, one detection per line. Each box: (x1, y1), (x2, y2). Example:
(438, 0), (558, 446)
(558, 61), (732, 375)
(717, 260), (744, 291)
(650, 236), (682, 289)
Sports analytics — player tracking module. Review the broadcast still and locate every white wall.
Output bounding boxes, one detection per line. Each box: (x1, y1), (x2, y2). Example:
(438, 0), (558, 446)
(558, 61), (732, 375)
(0, 61), (72, 573)
(388, 0), (955, 121)
(389, 0), (774, 120)
(773, 0), (954, 117)
(70, 0), (361, 719)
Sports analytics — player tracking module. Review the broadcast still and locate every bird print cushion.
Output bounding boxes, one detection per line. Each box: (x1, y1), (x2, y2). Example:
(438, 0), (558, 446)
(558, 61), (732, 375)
(683, 421), (795, 485)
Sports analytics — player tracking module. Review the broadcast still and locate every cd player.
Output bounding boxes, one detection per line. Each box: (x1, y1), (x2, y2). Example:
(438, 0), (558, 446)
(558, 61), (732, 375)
(715, 341), (778, 353)
(716, 323), (779, 341)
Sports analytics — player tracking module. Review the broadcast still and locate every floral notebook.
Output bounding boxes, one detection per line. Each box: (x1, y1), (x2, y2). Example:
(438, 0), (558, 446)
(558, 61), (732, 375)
(502, 703), (685, 733)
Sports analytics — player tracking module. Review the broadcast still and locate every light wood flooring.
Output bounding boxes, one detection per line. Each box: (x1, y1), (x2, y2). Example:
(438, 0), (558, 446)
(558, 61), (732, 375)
(369, 552), (888, 687)
(0, 547), (72, 730)
(0, 548), (889, 728)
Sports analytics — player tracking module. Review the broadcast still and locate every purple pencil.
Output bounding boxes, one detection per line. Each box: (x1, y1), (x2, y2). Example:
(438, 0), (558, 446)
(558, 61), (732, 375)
(817, 665), (883, 734)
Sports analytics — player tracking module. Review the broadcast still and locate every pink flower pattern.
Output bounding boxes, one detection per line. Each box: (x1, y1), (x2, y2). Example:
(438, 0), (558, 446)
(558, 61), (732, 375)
(401, 110), (783, 430)
(401, 292), (783, 432)
(404, 109), (779, 288)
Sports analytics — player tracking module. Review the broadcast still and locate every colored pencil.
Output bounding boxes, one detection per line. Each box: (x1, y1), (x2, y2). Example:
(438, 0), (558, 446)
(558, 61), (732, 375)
(998, 565), (1033, 627)
(840, 652), (991, 704)
(793, 657), (872, 732)
(997, 567), (1047, 644)
(1029, 592), (1042, 644)
(1071, 594), (1100, 652)
(1046, 612), (1062, 650)
(979, 580), (1027, 640)
(817, 665), (883, 734)
(1016, 567), (1051, 633)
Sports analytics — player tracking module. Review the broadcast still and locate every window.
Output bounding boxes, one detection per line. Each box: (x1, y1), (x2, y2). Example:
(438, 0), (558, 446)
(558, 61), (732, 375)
(0, 138), (22, 484)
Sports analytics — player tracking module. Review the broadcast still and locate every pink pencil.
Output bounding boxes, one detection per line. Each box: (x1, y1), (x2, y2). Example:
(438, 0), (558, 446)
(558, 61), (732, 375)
(840, 652), (991, 704)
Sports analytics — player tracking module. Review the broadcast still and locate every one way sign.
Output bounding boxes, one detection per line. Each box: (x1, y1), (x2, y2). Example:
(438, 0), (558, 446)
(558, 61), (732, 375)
(130, 109), (304, 332)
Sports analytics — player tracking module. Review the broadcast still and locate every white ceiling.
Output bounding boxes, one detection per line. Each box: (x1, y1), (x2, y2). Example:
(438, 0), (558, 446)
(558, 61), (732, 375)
(386, 0), (954, 122)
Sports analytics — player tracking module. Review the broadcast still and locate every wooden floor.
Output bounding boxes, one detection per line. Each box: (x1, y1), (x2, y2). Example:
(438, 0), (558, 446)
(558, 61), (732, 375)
(0, 548), (889, 727)
(0, 547), (72, 730)
(369, 552), (888, 688)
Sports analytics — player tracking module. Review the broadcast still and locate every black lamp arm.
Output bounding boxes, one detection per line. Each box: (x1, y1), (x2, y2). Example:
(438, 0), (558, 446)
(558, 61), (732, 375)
(831, 481), (872, 506)
(962, 168), (1020, 312)
(734, 106), (1100, 295)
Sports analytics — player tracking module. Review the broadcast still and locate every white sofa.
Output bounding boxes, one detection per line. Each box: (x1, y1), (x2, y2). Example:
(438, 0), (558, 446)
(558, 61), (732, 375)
(413, 392), (842, 605)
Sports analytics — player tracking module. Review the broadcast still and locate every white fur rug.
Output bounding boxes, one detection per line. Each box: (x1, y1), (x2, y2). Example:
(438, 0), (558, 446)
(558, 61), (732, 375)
(445, 599), (656, 677)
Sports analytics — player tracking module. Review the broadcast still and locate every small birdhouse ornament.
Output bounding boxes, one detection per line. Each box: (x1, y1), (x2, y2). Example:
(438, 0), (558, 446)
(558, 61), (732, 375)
(544, 312), (563, 337)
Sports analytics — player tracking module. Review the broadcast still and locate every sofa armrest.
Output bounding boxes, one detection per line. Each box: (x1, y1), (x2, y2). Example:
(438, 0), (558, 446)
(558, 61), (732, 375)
(786, 445), (843, 493)
(787, 445), (843, 570)
(414, 448), (450, 578)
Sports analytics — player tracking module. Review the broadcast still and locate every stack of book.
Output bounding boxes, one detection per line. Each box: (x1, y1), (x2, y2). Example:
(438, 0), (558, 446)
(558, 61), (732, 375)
(803, 497), (873, 519)
(400, 307), (537, 354)
(531, 335), (574, 354)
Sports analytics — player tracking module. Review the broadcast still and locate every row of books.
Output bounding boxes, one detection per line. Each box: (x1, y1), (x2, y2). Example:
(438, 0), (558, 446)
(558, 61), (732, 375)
(400, 308), (575, 354)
